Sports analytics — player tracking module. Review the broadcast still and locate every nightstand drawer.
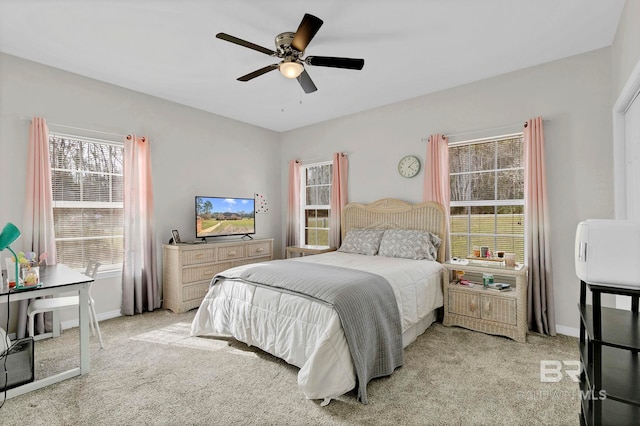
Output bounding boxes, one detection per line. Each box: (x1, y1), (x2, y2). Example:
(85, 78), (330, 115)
(448, 289), (480, 318)
(480, 295), (516, 325)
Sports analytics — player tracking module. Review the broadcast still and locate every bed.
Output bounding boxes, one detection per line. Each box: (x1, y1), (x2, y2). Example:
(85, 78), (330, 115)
(190, 198), (446, 405)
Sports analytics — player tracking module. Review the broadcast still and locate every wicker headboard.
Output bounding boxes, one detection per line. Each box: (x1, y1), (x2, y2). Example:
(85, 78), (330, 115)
(341, 198), (446, 263)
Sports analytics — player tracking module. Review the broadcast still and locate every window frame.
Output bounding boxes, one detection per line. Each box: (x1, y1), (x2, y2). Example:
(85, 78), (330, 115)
(49, 132), (124, 272)
(448, 132), (525, 262)
(298, 161), (332, 246)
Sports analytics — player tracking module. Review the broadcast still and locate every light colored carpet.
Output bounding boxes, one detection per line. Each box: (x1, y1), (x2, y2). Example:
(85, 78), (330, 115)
(0, 309), (580, 425)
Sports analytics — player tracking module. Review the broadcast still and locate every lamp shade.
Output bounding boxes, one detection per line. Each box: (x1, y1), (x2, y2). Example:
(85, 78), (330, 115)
(0, 222), (21, 250)
(279, 61), (304, 79)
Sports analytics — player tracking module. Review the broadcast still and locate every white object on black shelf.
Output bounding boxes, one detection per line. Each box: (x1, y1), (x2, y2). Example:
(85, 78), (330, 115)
(575, 219), (640, 289)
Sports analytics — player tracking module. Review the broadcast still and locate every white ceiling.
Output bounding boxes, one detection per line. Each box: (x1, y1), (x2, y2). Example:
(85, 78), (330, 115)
(0, 0), (626, 132)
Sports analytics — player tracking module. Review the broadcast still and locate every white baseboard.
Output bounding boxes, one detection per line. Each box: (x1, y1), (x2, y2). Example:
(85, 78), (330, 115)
(555, 324), (579, 338)
(61, 309), (122, 331)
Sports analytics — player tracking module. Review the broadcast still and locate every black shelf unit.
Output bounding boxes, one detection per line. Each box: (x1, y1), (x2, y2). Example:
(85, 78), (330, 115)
(578, 281), (640, 426)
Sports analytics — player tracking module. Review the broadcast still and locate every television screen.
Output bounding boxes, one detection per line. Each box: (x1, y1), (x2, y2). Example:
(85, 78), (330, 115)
(195, 196), (255, 238)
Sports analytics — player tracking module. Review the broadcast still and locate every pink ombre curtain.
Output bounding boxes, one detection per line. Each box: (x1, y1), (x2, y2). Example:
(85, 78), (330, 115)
(17, 117), (58, 338)
(286, 160), (301, 247)
(423, 134), (450, 260)
(121, 135), (160, 315)
(524, 117), (556, 336)
(330, 153), (348, 248)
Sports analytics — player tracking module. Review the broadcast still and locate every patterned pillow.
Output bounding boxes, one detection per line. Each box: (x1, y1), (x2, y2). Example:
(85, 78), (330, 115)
(337, 228), (385, 256)
(378, 229), (442, 261)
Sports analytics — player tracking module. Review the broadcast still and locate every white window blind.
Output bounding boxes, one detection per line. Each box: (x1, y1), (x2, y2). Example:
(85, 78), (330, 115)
(49, 133), (124, 271)
(449, 133), (525, 262)
(300, 162), (332, 246)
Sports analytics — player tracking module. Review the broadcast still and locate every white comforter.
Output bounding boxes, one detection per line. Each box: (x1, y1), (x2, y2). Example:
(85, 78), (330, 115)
(190, 251), (443, 402)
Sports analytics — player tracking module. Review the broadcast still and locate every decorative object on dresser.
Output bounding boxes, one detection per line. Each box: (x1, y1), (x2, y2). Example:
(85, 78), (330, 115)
(162, 238), (273, 313)
(442, 260), (528, 343)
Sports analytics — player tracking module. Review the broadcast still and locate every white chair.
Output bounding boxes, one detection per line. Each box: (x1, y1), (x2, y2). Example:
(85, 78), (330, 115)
(27, 260), (104, 348)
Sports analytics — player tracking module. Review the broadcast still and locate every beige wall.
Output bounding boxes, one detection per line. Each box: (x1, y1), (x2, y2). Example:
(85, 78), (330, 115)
(0, 53), (282, 327)
(281, 48), (614, 334)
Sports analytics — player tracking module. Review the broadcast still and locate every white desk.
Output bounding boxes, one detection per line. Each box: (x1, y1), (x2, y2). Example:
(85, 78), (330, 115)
(0, 264), (93, 399)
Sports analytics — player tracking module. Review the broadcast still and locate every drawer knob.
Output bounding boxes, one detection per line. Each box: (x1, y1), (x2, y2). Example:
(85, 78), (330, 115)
(469, 301), (476, 312)
(228, 251), (236, 256)
(484, 300), (491, 313)
(195, 254), (204, 259)
(204, 270), (213, 275)
(256, 247), (264, 252)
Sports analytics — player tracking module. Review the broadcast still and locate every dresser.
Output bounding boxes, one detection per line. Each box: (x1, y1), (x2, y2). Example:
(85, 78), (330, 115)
(162, 238), (273, 313)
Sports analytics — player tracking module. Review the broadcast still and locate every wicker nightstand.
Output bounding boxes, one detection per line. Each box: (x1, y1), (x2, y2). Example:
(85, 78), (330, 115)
(442, 260), (529, 343)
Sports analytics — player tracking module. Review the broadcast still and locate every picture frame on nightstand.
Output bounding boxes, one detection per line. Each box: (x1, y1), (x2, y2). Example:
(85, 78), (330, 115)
(170, 229), (181, 244)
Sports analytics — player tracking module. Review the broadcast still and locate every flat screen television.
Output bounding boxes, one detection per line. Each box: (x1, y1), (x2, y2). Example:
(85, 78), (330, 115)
(195, 196), (255, 239)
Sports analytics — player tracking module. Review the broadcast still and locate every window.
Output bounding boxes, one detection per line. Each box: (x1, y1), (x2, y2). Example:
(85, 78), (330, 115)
(300, 162), (332, 246)
(49, 133), (124, 271)
(449, 133), (525, 262)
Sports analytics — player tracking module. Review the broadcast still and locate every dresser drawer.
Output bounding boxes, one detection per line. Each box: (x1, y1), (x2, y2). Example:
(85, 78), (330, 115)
(247, 241), (272, 258)
(448, 289), (480, 318)
(182, 264), (218, 284)
(218, 244), (245, 261)
(182, 248), (216, 266)
(182, 282), (210, 303)
(480, 295), (517, 325)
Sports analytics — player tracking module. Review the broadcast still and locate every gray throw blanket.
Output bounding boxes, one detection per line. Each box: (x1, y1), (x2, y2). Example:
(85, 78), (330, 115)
(213, 259), (403, 404)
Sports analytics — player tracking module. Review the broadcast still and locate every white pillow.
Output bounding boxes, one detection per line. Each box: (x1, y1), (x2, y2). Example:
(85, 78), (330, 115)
(337, 229), (385, 256)
(378, 229), (441, 261)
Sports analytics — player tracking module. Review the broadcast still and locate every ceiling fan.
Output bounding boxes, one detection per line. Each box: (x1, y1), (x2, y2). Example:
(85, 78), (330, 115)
(216, 13), (365, 93)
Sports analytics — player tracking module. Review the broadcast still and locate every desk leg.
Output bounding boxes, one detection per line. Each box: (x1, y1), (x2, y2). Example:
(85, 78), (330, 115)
(52, 310), (61, 338)
(78, 283), (90, 374)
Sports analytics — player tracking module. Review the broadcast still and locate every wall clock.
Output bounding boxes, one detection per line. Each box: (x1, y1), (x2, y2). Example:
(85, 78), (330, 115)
(398, 155), (421, 178)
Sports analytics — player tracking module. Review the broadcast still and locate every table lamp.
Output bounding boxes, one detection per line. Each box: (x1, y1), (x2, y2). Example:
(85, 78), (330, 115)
(0, 222), (21, 288)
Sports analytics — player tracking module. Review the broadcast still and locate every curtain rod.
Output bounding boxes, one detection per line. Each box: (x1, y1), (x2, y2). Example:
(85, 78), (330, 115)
(422, 119), (550, 141)
(27, 118), (127, 139)
(48, 121), (126, 139)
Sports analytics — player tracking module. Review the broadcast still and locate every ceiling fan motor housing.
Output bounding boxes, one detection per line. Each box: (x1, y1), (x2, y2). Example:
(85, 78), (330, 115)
(275, 32), (302, 58)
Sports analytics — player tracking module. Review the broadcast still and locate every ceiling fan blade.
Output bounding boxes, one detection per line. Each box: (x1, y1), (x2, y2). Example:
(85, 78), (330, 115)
(237, 64), (279, 81)
(291, 14), (323, 52)
(216, 33), (276, 56)
(297, 69), (318, 93)
(306, 56), (364, 70)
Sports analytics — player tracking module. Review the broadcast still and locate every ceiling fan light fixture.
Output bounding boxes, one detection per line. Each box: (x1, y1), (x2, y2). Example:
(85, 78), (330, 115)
(279, 61), (304, 79)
